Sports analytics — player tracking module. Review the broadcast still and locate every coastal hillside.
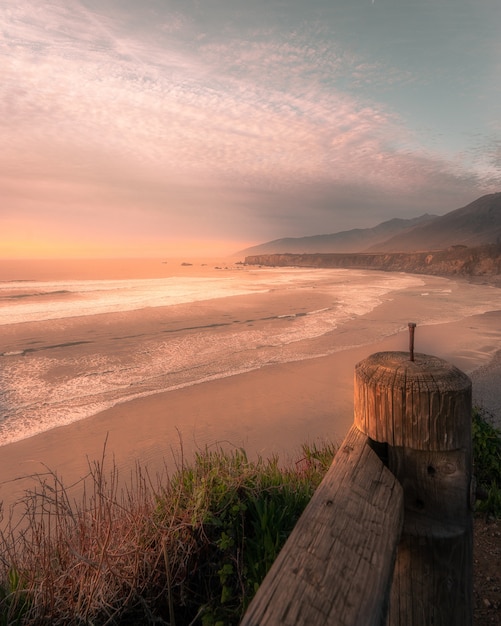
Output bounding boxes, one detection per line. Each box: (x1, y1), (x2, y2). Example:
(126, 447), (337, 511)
(238, 193), (501, 256)
(368, 192), (501, 252)
(238, 214), (436, 255)
(245, 243), (501, 282)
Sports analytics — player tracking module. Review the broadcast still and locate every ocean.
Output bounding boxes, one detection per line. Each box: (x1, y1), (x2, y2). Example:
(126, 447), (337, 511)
(2, 260), (501, 447)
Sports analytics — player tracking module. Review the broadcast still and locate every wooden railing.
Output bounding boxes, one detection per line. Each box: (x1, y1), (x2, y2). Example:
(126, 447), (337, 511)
(241, 347), (473, 626)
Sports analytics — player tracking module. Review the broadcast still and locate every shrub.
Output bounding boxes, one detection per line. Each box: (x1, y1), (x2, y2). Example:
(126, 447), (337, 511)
(0, 441), (336, 625)
(472, 407), (501, 517)
(2, 405), (499, 624)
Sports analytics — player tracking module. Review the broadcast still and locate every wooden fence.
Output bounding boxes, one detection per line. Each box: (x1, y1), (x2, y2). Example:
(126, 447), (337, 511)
(241, 339), (473, 625)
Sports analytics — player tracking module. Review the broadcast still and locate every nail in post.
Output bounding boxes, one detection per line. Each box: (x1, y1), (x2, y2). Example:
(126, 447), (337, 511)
(408, 322), (417, 362)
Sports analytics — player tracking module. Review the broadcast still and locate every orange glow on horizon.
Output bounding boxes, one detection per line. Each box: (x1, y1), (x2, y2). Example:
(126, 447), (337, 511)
(0, 236), (254, 260)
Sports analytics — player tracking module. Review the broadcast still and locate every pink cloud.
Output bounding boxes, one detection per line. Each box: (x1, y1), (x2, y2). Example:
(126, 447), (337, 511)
(1, 0), (497, 254)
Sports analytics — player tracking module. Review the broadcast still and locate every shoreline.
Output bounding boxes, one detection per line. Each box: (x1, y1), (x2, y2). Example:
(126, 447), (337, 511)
(1, 303), (501, 516)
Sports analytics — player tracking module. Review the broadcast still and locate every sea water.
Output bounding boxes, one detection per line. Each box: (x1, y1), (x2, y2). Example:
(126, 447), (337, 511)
(1, 265), (501, 446)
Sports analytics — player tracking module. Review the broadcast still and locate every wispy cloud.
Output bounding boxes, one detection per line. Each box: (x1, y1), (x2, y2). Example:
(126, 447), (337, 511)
(1, 0), (499, 255)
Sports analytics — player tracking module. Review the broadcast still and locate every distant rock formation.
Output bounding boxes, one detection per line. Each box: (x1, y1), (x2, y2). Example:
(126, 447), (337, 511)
(245, 243), (501, 283)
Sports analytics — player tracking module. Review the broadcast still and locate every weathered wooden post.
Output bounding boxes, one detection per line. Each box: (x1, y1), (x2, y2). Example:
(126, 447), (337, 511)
(241, 327), (473, 625)
(240, 422), (404, 625)
(354, 347), (473, 624)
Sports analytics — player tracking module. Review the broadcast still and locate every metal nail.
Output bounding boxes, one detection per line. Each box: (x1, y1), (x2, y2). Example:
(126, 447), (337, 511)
(408, 322), (417, 361)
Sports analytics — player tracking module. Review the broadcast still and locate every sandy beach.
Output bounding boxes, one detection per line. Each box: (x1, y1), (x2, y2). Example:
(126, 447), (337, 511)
(1, 274), (501, 519)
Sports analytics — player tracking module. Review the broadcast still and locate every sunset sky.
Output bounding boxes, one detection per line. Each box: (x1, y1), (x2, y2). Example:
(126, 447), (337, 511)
(2, 0), (500, 258)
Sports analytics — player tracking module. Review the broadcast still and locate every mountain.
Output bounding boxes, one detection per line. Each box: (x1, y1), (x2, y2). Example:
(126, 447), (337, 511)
(238, 214), (436, 256)
(368, 193), (501, 252)
(238, 193), (501, 256)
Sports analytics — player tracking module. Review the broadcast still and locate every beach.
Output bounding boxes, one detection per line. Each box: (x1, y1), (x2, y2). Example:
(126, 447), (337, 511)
(1, 262), (501, 518)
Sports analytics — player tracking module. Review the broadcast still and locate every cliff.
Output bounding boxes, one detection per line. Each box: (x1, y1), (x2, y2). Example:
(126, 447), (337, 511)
(245, 244), (501, 283)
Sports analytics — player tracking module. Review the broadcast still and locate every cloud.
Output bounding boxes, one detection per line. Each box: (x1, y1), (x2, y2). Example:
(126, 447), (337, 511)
(1, 0), (499, 255)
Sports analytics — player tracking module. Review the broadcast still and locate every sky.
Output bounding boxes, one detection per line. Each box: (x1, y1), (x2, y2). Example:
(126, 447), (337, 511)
(1, 0), (501, 258)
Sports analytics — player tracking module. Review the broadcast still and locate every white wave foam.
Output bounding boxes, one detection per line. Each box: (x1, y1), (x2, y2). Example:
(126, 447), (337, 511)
(5, 268), (501, 446)
(0, 276), (267, 325)
(0, 269), (424, 445)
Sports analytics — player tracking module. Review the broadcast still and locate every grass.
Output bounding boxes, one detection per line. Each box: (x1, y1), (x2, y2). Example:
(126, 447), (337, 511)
(0, 440), (335, 625)
(0, 408), (500, 625)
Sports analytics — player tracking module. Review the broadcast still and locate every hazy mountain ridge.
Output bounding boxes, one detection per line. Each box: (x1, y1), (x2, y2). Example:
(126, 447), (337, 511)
(238, 214), (437, 255)
(238, 193), (501, 256)
(368, 192), (501, 252)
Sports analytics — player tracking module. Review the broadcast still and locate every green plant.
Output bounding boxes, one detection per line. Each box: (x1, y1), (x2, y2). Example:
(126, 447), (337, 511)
(0, 441), (336, 625)
(155, 444), (335, 625)
(480, 482), (501, 516)
(472, 407), (501, 517)
(0, 568), (31, 626)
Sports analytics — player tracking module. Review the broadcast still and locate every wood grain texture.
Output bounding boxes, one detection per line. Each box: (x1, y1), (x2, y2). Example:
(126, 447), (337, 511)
(241, 425), (404, 626)
(353, 351), (473, 624)
(388, 446), (471, 536)
(388, 526), (473, 626)
(243, 351), (473, 625)
(354, 352), (472, 450)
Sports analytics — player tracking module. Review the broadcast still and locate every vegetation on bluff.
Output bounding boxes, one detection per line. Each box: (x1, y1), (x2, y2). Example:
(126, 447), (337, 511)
(0, 409), (499, 625)
(0, 441), (335, 625)
(473, 408), (501, 518)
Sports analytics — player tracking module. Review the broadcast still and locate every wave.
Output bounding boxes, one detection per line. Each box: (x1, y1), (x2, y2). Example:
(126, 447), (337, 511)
(0, 268), (425, 445)
(0, 290), (72, 301)
(0, 276), (267, 326)
(7, 267), (500, 447)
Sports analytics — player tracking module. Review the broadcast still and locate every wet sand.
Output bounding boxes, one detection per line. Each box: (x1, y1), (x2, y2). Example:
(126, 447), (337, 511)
(1, 282), (501, 517)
